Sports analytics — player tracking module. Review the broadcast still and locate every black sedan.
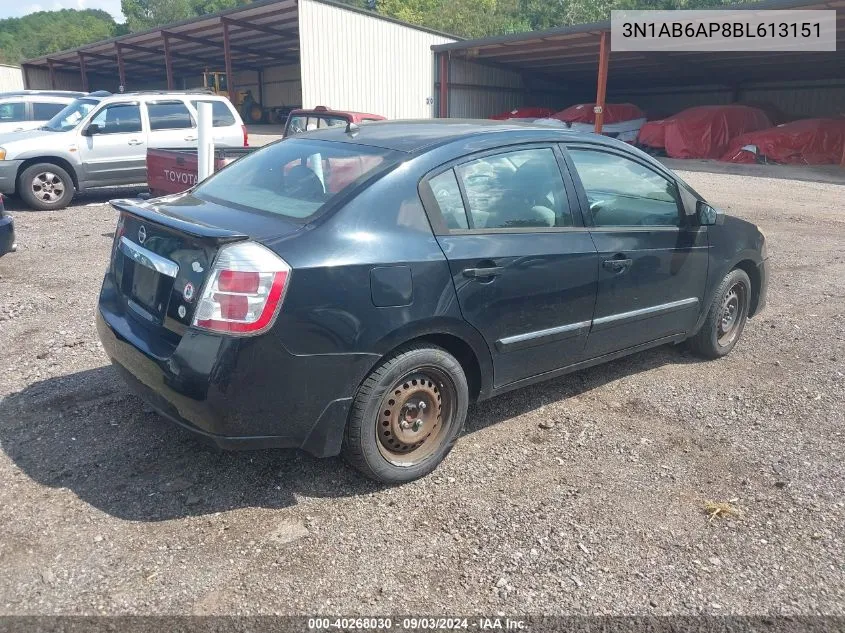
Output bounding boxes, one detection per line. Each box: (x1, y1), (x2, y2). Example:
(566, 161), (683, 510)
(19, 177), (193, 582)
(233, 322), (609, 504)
(97, 120), (768, 483)
(0, 194), (15, 258)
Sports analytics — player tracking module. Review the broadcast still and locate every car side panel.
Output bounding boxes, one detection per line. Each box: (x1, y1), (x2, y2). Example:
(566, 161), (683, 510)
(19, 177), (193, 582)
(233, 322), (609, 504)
(262, 161), (496, 399)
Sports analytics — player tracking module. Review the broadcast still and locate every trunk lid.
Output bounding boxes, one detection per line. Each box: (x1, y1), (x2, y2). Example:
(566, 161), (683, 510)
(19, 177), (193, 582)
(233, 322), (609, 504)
(108, 196), (301, 338)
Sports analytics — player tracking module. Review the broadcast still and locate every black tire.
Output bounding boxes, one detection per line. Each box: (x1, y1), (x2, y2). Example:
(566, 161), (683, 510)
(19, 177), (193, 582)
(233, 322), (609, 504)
(342, 345), (469, 484)
(688, 268), (752, 359)
(18, 163), (75, 211)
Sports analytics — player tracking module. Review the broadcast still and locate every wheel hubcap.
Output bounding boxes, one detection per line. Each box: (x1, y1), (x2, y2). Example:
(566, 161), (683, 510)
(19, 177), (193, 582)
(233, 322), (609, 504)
(717, 282), (747, 346)
(376, 369), (455, 467)
(32, 172), (65, 203)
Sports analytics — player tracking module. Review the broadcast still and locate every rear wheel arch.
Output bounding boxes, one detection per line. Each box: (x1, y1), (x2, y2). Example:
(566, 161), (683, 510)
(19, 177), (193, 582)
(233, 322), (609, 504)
(17, 157), (80, 191)
(364, 322), (494, 403)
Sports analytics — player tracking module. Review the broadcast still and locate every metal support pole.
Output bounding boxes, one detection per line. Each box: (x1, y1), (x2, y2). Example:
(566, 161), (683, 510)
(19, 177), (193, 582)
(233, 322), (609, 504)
(594, 31), (610, 134)
(116, 44), (127, 91)
(197, 102), (214, 181)
(222, 20), (235, 103)
(21, 64), (31, 89)
(257, 68), (264, 107)
(438, 52), (449, 118)
(78, 53), (89, 92)
(47, 60), (57, 89)
(163, 34), (174, 90)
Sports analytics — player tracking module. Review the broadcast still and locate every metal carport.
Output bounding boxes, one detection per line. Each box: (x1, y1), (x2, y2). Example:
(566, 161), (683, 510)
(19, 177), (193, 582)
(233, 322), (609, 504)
(21, 0), (456, 120)
(432, 0), (845, 151)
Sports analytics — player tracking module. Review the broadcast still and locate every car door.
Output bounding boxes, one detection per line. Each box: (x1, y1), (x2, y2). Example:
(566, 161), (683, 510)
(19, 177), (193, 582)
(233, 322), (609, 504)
(420, 145), (599, 388)
(145, 100), (198, 150)
(563, 143), (709, 358)
(78, 101), (147, 187)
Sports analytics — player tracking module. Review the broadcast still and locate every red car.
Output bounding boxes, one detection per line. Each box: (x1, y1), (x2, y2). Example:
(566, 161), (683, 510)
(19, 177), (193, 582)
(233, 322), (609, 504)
(283, 106), (385, 137)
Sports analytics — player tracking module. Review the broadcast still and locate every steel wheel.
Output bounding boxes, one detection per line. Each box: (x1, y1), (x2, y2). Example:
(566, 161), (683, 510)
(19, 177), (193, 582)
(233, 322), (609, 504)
(717, 281), (748, 347)
(376, 367), (457, 467)
(31, 171), (65, 204)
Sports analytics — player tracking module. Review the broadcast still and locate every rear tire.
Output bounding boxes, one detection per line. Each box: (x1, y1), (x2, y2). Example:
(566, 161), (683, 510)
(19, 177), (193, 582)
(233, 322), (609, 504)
(688, 268), (751, 359)
(18, 163), (75, 211)
(342, 345), (469, 484)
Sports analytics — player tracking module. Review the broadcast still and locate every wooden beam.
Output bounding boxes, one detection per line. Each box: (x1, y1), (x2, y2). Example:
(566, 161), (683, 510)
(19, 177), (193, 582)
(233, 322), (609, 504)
(594, 31), (609, 134)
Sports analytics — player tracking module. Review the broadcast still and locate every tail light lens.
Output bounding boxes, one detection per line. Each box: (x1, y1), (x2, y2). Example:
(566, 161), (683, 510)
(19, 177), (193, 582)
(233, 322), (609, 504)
(193, 241), (289, 336)
(242, 124), (249, 147)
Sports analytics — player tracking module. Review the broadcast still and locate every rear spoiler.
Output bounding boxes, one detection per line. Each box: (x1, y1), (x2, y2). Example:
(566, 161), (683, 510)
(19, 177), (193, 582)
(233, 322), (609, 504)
(110, 199), (248, 244)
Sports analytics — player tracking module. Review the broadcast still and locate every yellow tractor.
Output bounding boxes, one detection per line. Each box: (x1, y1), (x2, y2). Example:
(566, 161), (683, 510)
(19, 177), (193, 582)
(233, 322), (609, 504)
(202, 70), (265, 124)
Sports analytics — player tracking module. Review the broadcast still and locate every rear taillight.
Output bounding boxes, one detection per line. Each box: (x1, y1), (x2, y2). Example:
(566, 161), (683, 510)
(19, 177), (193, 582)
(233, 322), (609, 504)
(242, 125), (249, 147)
(111, 214), (126, 261)
(193, 241), (289, 336)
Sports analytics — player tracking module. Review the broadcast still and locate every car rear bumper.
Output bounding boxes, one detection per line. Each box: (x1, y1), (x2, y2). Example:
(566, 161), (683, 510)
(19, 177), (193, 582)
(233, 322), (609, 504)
(96, 303), (375, 457)
(0, 215), (15, 256)
(0, 160), (23, 195)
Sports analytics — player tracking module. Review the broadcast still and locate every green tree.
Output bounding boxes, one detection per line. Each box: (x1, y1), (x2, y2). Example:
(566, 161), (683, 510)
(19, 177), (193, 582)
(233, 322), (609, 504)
(121, 0), (253, 32)
(0, 9), (120, 63)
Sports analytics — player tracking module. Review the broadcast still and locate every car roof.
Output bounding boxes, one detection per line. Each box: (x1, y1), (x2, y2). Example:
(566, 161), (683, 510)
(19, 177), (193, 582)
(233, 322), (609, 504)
(0, 91), (85, 100)
(299, 119), (609, 153)
(86, 91), (228, 104)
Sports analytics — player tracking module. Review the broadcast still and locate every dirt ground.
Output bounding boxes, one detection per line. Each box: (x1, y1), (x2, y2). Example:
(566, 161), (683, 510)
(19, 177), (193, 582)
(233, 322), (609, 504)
(0, 170), (843, 616)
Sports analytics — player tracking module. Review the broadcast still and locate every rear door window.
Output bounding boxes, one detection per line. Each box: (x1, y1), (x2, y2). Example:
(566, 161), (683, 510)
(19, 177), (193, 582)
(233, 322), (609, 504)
(455, 148), (573, 229)
(190, 100), (237, 127)
(194, 139), (399, 220)
(0, 101), (26, 122)
(32, 102), (67, 120)
(147, 101), (195, 130)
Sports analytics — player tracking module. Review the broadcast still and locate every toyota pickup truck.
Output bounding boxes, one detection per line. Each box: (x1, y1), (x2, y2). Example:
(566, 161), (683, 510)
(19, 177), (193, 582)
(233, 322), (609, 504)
(146, 106), (385, 197)
(147, 147), (252, 198)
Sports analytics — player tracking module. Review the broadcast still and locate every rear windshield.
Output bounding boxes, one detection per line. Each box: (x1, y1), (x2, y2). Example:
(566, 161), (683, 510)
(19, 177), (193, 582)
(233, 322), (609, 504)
(194, 139), (400, 220)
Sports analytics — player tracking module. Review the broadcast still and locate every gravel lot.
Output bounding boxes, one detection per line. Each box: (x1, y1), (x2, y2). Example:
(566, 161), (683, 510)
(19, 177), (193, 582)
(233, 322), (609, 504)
(0, 171), (843, 617)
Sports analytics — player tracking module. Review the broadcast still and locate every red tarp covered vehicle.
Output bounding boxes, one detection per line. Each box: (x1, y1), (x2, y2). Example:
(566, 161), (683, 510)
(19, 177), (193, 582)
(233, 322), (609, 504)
(490, 107), (554, 120)
(638, 105), (772, 159)
(721, 118), (845, 165)
(551, 102), (645, 125)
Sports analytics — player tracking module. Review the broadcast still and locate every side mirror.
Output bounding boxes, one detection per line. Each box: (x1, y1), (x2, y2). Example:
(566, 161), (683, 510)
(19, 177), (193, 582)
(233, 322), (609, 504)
(82, 123), (101, 136)
(697, 201), (719, 225)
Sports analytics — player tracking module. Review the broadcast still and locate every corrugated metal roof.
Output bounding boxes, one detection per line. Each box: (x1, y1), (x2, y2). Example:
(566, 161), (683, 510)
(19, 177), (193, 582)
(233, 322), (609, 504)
(21, 0), (460, 81)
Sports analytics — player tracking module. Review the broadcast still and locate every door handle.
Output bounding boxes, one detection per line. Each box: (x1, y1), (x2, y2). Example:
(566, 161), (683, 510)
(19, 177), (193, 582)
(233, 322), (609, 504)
(463, 266), (504, 279)
(602, 257), (633, 273)
(184, 136), (197, 142)
(128, 139), (144, 146)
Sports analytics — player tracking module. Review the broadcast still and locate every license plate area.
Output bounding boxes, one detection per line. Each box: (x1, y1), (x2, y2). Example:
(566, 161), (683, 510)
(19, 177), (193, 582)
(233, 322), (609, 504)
(117, 237), (177, 324)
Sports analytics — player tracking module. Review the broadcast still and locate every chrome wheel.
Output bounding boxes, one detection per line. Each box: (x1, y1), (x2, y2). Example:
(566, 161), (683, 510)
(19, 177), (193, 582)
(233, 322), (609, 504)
(376, 368), (457, 467)
(717, 281), (747, 347)
(31, 171), (65, 204)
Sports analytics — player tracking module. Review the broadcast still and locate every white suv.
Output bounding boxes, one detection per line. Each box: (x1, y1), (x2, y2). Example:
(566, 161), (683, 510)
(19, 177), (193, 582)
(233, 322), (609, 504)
(0, 90), (247, 210)
(0, 91), (86, 135)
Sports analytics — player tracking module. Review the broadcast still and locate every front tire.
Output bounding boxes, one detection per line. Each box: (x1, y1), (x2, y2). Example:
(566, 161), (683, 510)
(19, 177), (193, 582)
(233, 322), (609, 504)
(689, 268), (751, 359)
(18, 163), (75, 211)
(342, 345), (469, 484)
